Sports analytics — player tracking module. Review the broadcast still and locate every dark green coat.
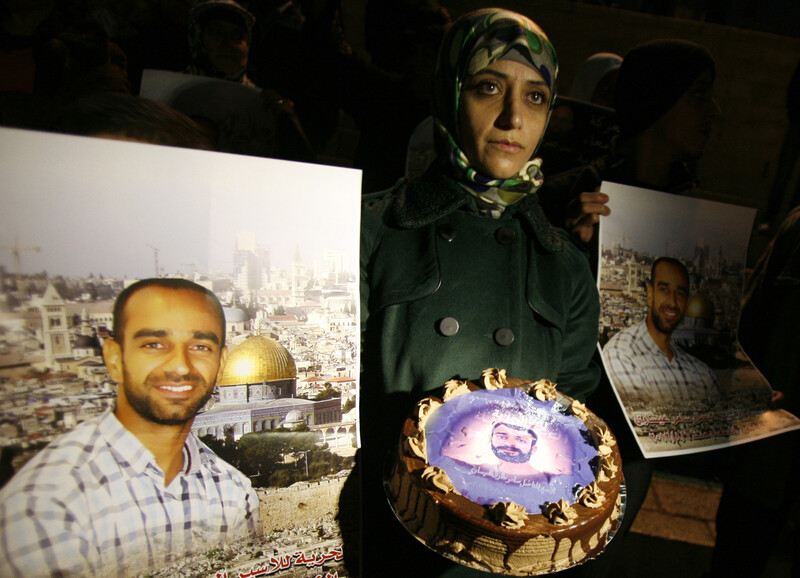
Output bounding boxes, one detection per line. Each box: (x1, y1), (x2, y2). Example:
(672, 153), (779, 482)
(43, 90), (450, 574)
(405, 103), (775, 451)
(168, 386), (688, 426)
(358, 165), (601, 576)
(361, 165), (600, 402)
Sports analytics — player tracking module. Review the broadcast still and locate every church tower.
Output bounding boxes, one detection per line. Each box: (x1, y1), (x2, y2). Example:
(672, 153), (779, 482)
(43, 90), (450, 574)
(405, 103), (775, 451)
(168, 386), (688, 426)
(39, 283), (72, 368)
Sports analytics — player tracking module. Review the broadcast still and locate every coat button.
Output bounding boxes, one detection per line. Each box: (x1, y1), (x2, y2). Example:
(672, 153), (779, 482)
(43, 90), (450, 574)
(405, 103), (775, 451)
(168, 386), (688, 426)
(494, 328), (515, 346)
(437, 223), (457, 242)
(495, 226), (516, 245)
(437, 317), (459, 337)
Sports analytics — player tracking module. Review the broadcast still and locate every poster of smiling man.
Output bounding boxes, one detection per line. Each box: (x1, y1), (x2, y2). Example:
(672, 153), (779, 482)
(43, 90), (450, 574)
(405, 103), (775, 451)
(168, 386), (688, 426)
(0, 127), (360, 577)
(597, 182), (800, 458)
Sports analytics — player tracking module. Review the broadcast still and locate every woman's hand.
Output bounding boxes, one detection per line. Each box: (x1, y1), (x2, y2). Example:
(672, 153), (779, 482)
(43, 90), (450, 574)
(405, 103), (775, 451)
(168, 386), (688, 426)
(565, 191), (610, 243)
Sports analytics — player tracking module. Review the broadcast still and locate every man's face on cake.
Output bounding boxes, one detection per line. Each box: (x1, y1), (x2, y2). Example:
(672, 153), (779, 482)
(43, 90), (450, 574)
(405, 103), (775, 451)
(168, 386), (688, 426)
(491, 423), (537, 464)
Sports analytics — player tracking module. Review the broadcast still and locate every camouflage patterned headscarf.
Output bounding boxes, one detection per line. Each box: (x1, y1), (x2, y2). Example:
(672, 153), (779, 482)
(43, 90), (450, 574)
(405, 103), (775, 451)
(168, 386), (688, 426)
(432, 9), (558, 193)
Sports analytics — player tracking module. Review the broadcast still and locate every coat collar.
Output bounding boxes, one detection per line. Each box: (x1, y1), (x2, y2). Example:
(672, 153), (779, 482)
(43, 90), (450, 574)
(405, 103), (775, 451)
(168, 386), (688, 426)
(391, 164), (565, 253)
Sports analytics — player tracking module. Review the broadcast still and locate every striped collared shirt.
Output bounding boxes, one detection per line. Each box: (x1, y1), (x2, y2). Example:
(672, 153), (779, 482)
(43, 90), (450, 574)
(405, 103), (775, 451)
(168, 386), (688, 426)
(0, 409), (260, 577)
(602, 321), (719, 405)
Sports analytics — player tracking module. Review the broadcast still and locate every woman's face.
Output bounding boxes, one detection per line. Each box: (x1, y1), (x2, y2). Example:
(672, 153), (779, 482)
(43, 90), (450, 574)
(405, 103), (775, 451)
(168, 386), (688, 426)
(457, 59), (551, 180)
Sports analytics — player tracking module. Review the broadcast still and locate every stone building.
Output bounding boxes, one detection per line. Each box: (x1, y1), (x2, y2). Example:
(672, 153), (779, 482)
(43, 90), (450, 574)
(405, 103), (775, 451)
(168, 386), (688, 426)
(193, 335), (341, 441)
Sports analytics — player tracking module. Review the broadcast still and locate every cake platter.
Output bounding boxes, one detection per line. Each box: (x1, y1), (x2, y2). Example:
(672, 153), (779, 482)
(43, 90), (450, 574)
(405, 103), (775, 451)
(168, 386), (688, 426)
(384, 371), (627, 575)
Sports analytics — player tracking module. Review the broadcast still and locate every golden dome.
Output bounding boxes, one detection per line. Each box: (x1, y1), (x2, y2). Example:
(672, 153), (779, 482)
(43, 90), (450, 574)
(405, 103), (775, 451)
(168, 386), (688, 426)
(686, 293), (715, 319)
(218, 335), (296, 386)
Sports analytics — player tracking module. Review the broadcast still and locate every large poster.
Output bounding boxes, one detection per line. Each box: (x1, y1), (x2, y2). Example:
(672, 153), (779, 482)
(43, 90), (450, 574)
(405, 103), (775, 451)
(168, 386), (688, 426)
(597, 182), (800, 458)
(0, 127), (361, 577)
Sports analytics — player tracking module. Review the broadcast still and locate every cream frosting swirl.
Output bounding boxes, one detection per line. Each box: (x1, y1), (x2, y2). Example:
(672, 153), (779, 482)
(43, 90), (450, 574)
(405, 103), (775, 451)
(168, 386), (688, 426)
(415, 397), (443, 429)
(578, 481), (605, 508)
(595, 425), (616, 457)
(598, 455), (618, 482)
(443, 379), (471, 401)
(481, 367), (508, 390)
(404, 430), (426, 459)
(488, 501), (529, 529)
(421, 466), (456, 494)
(571, 400), (590, 421)
(438, 539), (467, 555)
(531, 379), (558, 401)
(543, 499), (578, 525)
(595, 425), (616, 447)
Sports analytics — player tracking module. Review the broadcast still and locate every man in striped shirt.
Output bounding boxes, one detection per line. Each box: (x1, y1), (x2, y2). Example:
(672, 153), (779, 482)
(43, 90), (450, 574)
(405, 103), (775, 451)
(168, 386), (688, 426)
(0, 278), (260, 576)
(602, 257), (719, 405)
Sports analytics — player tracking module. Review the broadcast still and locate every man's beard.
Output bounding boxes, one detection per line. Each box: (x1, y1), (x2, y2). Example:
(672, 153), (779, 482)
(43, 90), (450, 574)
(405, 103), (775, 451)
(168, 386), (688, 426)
(122, 369), (213, 426)
(492, 445), (532, 464)
(652, 307), (683, 335)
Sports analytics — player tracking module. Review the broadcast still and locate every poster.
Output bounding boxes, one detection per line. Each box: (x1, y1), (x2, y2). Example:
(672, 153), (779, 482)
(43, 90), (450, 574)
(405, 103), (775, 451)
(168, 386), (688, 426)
(0, 127), (361, 576)
(597, 182), (800, 458)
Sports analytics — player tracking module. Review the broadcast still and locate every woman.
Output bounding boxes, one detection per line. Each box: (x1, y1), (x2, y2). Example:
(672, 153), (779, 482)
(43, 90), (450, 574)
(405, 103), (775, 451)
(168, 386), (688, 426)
(359, 9), (600, 576)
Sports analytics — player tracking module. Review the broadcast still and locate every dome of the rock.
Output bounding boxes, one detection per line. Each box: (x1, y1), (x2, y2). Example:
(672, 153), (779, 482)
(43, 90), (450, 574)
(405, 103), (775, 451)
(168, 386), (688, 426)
(218, 335), (296, 386)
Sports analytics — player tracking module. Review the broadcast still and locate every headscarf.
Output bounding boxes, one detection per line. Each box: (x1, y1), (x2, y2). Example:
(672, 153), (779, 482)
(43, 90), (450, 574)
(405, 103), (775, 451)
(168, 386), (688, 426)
(186, 0), (256, 85)
(614, 39), (715, 139)
(432, 8), (558, 197)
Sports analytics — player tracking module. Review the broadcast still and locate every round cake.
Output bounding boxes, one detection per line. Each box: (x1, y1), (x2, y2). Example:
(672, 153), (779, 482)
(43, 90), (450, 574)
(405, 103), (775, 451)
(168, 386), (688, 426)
(386, 368), (624, 575)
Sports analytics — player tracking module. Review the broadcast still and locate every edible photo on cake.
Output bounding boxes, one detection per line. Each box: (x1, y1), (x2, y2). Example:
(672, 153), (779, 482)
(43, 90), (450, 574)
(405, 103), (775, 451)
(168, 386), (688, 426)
(597, 182), (800, 457)
(426, 388), (597, 511)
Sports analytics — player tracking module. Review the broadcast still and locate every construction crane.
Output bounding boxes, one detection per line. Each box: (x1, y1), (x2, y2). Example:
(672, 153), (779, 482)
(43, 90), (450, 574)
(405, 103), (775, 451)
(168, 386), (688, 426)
(1, 238), (40, 294)
(147, 244), (160, 277)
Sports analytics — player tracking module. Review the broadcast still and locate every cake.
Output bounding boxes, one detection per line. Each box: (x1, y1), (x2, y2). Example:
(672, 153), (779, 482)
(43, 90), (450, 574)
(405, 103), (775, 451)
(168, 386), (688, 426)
(386, 368), (624, 575)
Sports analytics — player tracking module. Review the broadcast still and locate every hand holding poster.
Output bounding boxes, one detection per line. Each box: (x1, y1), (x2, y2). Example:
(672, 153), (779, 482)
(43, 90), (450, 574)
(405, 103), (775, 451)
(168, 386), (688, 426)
(597, 182), (800, 458)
